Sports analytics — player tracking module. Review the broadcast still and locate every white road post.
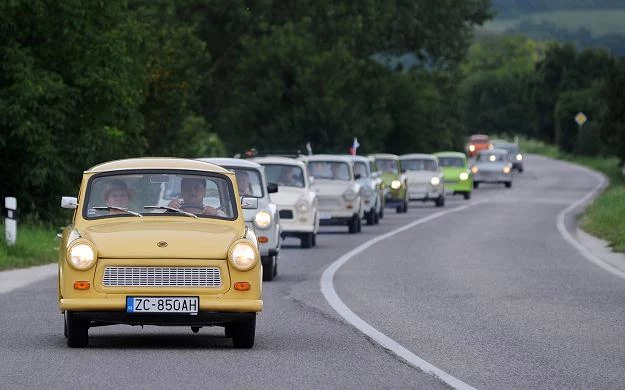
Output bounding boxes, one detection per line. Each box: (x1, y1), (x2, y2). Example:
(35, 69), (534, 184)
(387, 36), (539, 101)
(5, 197), (17, 245)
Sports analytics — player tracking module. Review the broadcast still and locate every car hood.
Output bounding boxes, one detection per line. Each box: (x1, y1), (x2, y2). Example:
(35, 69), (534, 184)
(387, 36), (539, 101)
(269, 186), (306, 207)
(475, 162), (506, 172)
(380, 172), (401, 185)
(404, 171), (437, 183)
(80, 220), (243, 259)
(441, 167), (466, 180)
(312, 179), (357, 196)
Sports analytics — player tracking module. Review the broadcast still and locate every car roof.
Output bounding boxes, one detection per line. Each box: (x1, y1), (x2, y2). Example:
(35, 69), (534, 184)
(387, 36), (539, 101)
(301, 154), (355, 163)
(87, 157), (230, 174)
(399, 153), (436, 160)
(252, 156), (305, 167)
(339, 154), (370, 163)
(478, 148), (508, 155)
(369, 153), (399, 160)
(433, 151), (466, 158)
(197, 157), (263, 170)
(469, 134), (489, 141)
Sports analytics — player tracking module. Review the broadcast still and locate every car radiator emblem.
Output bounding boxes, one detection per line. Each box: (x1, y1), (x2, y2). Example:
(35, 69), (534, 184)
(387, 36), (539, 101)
(157, 241), (168, 248)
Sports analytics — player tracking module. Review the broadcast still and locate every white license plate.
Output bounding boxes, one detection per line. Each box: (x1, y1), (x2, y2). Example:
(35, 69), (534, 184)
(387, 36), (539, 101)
(319, 212), (332, 220)
(126, 296), (199, 314)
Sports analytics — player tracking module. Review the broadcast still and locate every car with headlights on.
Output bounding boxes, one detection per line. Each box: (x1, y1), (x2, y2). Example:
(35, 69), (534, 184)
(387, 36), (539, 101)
(491, 140), (524, 173)
(59, 157), (262, 348)
(471, 149), (513, 188)
(346, 155), (381, 225)
(300, 154), (364, 233)
(466, 134), (492, 159)
(198, 158), (280, 281)
(252, 156), (319, 248)
(369, 153), (408, 213)
(433, 151), (473, 200)
(399, 153), (445, 207)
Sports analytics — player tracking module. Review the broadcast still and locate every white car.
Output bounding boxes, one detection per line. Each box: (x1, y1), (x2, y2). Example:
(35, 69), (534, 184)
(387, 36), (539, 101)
(252, 156), (319, 248)
(346, 155), (381, 225)
(198, 158), (281, 281)
(399, 153), (445, 207)
(299, 154), (364, 234)
(471, 149), (513, 188)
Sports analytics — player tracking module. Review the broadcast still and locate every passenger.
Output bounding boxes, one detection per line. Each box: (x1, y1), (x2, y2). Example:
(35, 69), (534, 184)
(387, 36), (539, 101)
(168, 177), (220, 215)
(103, 180), (132, 214)
(236, 171), (253, 196)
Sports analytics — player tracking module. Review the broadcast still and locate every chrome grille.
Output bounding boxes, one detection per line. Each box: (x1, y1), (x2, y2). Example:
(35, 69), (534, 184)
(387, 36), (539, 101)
(318, 197), (342, 208)
(102, 266), (221, 288)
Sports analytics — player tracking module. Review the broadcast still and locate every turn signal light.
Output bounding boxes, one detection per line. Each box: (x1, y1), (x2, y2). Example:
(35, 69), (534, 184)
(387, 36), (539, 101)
(258, 236), (269, 243)
(73, 281), (90, 290)
(234, 282), (251, 291)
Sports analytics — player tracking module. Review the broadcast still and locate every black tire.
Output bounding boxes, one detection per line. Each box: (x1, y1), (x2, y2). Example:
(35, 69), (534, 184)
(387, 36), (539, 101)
(395, 206), (402, 213)
(378, 206), (384, 219)
(373, 210), (379, 224)
(311, 233), (317, 247)
(225, 326), (234, 338)
(435, 196), (445, 208)
(402, 200), (409, 213)
(366, 209), (375, 225)
(191, 326), (200, 333)
(473, 182), (479, 189)
(356, 215), (362, 232)
(348, 215), (359, 234)
(505, 181), (512, 188)
(463, 192), (471, 200)
(300, 233), (313, 249)
(65, 311), (88, 348)
(231, 316), (256, 349)
(262, 255), (276, 281)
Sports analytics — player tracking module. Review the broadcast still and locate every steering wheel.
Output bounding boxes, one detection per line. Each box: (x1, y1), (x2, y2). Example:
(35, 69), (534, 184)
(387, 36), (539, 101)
(180, 204), (204, 213)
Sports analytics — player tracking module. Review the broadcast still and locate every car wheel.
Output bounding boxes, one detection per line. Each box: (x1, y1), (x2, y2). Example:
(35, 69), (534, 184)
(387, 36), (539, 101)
(312, 233), (317, 247)
(435, 196), (445, 208)
(473, 182), (479, 189)
(262, 255), (276, 281)
(463, 192), (471, 200)
(505, 181), (512, 188)
(356, 215), (362, 232)
(402, 200), (409, 213)
(378, 207), (384, 219)
(191, 326), (201, 333)
(373, 210), (379, 224)
(300, 233), (313, 249)
(366, 209), (376, 225)
(65, 311), (88, 348)
(231, 316), (256, 349)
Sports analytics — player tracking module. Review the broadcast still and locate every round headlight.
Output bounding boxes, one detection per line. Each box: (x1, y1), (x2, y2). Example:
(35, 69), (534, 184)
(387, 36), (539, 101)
(468, 145), (476, 152)
(390, 180), (402, 190)
(471, 166), (479, 174)
(503, 165), (512, 174)
(254, 210), (271, 229)
(68, 243), (96, 270)
(296, 199), (310, 213)
(430, 177), (441, 186)
(459, 172), (469, 181)
(343, 188), (358, 201)
(516, 154), (523, 161)
(229, 242), (257, 271)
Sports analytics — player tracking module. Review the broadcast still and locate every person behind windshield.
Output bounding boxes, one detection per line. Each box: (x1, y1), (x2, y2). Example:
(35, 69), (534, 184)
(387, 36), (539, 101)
(279, 166), (302, 186)
(236, 170), (253, 196)
(167, 177), (220, 215)
(331, 163), (349, 180)
(103, 180), (132, 214)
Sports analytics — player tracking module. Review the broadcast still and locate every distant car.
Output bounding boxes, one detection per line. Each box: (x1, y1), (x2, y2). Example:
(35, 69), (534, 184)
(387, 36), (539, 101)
(369, 153), (408, 213)
(471, 149), (513, 188)
(59, 157), (262, 348)
(300, 154), (364, 233)
(252, 156), (319, 248)
(367, 156), (385, 219)
(466, 134), (492, 158)
(433, 151), (473, 200)
(399, 153), (445, 207)
(491, 140), (524, 173)
(346, 155), (381, 225)
(198, 158), (281, 281)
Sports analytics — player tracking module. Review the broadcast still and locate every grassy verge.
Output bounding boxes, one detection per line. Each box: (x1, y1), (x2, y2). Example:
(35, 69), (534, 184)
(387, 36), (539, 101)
(0, 223), (58, 271)
(520, 137), (625, 252)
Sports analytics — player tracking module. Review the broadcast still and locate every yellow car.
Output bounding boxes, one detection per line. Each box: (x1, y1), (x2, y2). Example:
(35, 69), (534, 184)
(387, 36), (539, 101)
(58, 158), (262, 348)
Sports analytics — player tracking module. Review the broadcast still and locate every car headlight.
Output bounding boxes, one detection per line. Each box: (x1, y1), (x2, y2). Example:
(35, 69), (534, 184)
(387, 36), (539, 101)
(503, 165), (512, 174)
(254, 210), (271, 229)
(468, 145), (476, 152)
(459, 172), (469, 181)
(471, 166), (479, 174)
(343, 188), (358, 201)
(430, 177), (440, 186)
(296, 199), (310, 213)
(516, 154), (523, 161)
(360, 185), (373, 197)
(390, 180), (402, 190)
(68, 242), (96, 270)
(229, 242), (258, 271)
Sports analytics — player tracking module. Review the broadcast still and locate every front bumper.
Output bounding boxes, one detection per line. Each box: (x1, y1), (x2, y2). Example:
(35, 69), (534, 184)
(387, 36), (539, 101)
(407, 184), (442, 201)
(61, 298), (263, 313)
(70, 310), (257, 327)
(276, 207), (316, 234)
(444, 179), (472, 194)
(474, 172), (512, 183)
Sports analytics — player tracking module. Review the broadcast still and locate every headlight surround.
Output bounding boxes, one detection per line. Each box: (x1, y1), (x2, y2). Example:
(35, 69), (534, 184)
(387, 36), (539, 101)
(471, 166), (479, 174)
(430, 177), (441, 186)
(468, 145), (476, 152)
(296, 199), (310, 213)
(516, 154), (523, 161)
(459, 172), (469, 181)
(360, 185), (373, 197)
(503, 165), (512, 174)
(229, 242), (258, 271)
(254, 210), (271, 229)
(343, 188), (358, 201)
(390, 180), (402, 190)
(67, 242), (97, 270)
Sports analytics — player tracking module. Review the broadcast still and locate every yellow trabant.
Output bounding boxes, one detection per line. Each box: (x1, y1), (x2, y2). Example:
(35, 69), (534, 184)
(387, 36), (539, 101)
(58, 158), (262, 348)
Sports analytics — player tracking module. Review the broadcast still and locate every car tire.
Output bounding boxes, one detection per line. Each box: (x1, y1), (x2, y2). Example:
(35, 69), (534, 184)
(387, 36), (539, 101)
(300, 233), (313, 249)
(65, 311), (88, 348)
(348, 215), (359, 234)
(435, 196), (445, 208)
(505, 181), (512, 188)
(231, 316), (256, 349)
(373, 210), (379, 224)
(473, 182), (479, 189)
(356, 215), (362, 232)
(191, 326), (200, 333)
(312, 233), (317, 247)
(463, 192), (471, 200)
(402, 200), (409, 213)
(378, 207), (384, 219)
(262, 255), (276, 281)
(366, 209), (376, 225)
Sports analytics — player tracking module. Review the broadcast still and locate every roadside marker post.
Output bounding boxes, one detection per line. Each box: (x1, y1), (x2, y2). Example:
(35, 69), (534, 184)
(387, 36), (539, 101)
(4, 197), (17, 245)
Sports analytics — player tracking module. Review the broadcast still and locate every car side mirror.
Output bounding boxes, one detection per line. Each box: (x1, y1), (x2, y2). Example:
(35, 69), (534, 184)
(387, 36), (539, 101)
(241, 197), (258, 209)
(267, 182), (278, 194)
(354, 173), (361, 180)
(61, 196), (78, 209)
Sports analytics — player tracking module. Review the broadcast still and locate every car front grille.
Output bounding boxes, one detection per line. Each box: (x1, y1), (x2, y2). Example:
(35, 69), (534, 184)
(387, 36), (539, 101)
(279, 209), (294, 219)
(102, 266), (222, 288)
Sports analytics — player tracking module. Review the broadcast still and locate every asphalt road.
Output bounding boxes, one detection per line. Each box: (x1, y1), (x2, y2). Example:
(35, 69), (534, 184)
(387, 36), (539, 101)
(1, 155), (624, 390)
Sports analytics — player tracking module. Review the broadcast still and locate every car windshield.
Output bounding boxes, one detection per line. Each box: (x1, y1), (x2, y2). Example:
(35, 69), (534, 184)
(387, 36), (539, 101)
(376, 158), (398, 173)
(401, 159), (437, 171)
(225, 167), (264, 197)
(307, 161), (351, 181)
(263, 164), (305, 188)
(438, 157), (465, 168)
(84, 172), (236, 219)
(353, 161), (369, 178)
(495, 145), (519, 155)
(477, 153), (507, 163)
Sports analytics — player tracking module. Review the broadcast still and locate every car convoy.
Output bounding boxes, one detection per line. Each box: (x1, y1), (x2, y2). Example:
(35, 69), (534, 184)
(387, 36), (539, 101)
(57, 136), (523, 348)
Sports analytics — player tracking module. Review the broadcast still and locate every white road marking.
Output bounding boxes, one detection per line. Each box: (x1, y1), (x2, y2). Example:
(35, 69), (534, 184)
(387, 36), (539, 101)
(321, 202), (483, 390)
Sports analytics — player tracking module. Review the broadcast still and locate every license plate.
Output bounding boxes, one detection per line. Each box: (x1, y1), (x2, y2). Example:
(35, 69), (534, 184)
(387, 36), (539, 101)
(319, 212), (332, 220)
(126, 296), (199, 314)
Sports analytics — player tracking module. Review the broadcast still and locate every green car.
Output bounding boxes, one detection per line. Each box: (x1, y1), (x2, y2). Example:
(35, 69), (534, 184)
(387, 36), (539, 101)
(369, 153), (408, 213)
(433, 152), (473, 200)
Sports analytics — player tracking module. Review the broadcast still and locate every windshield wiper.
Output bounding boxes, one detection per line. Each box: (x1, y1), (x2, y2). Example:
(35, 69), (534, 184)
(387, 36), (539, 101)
(143, 205), (198, 218)
(92, 206), (143, 217)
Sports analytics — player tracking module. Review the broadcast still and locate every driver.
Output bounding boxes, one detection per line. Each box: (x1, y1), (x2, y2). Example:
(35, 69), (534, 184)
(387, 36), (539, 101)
(168, 177), (220, 215)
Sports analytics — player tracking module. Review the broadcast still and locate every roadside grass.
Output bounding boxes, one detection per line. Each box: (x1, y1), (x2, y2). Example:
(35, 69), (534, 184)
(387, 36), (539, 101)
(0, 223), (58, 271)
(519, 137), (625, 252)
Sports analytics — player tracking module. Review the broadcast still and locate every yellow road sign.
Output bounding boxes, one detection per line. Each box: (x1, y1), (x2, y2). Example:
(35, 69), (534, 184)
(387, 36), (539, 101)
(574, 112), (587, 127)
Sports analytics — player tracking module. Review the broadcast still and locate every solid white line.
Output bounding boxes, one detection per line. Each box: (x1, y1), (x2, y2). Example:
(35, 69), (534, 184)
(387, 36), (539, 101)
(556, 164), (625, 280)
(321, 203), (483, 390)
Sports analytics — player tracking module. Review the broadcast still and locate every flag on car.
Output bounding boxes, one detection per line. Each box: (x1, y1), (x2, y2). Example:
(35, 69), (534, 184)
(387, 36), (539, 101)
(349, 137), (360, 155)
(306, 142), (313, 155)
